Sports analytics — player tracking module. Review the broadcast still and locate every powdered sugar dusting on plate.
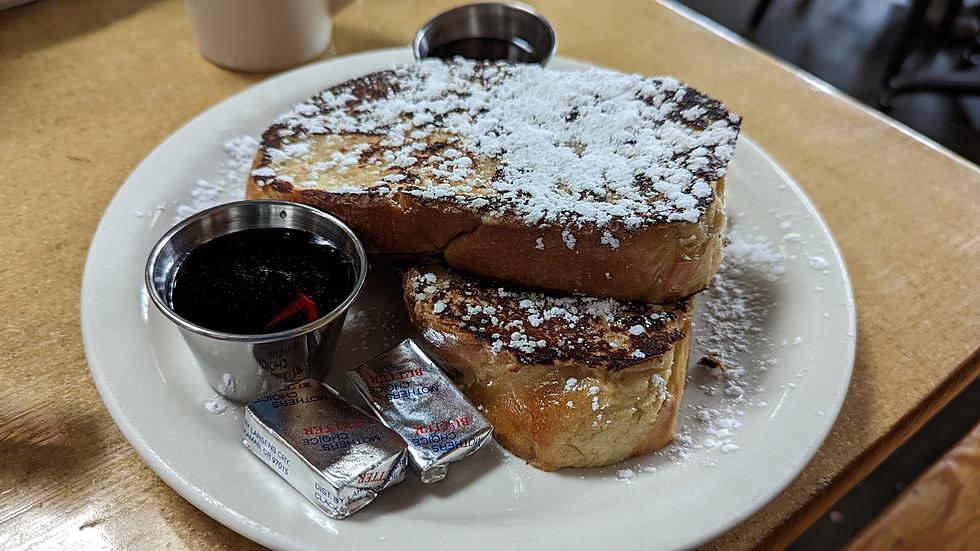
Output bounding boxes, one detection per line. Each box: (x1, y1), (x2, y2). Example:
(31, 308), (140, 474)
(169, 135), (257, 220)
(204, 395), (228, 415)
(614, 221), (784, 480)
(131, 135), (256, 222)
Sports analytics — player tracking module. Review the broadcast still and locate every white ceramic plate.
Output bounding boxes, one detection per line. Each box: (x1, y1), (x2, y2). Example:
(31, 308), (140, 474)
(81, 48), (855, 550)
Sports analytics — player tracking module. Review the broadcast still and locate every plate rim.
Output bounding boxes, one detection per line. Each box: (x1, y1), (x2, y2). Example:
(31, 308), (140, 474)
(81, 46), (856, 550)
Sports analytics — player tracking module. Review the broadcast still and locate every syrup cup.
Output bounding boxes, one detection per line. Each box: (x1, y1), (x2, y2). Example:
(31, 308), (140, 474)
(413, 2), (557, 65)
(145, 200), (367, 403)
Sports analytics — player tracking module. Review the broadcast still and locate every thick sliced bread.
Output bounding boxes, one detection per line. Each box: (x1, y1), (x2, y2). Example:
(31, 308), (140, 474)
(401, 265), (692, 471)
(246, 59), (740, 302)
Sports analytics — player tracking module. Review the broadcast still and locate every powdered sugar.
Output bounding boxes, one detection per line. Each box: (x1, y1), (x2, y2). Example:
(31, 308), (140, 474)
(651, 374), (668, 402)
(601, 230), (621, 249)
(723, 228), (784, 279)
(410, 266), (686, 369)
(615, 468), (636, 482)
(808, 255), (829, 270)
(561, 230), (577, 250)
(254, 59), (741, 229)
(614, 220), (785, 473)
(161, 135), (257, 221)
(340, 304), (406, 353)
(204, 395), (227, 415)
(671, 227), (781, 457)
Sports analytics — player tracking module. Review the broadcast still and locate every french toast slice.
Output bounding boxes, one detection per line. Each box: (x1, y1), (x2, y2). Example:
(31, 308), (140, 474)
(247, 59), (740, 303)
(401, 265), (692, 471)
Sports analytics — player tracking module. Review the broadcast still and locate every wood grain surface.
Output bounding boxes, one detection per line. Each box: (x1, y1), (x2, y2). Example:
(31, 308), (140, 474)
(0, 1), (978, 550)
(845, 422), (980, 551)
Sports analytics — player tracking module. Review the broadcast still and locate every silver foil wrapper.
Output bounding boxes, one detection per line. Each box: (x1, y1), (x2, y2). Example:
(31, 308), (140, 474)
(243, 378), (408, 519)
(347, 339), (494, 483)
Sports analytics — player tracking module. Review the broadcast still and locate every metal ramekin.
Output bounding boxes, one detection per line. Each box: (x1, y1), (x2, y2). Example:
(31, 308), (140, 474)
(414, 2), (557, 65)
(145, 200), (368, 403)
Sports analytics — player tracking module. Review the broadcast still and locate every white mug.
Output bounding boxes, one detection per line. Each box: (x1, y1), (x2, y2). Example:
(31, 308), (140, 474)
(183, 0), (333, 73)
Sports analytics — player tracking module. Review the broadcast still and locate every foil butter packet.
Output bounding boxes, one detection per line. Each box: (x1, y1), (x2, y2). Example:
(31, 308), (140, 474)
(243, 378), (408, 519)
(347, 339), (494, 483)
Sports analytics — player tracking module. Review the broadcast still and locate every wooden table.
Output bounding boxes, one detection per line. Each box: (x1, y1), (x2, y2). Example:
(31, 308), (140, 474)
(1, 0), (977, 549)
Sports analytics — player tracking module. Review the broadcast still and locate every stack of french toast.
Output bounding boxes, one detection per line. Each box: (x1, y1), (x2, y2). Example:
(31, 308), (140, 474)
(246, 59), (741, 471)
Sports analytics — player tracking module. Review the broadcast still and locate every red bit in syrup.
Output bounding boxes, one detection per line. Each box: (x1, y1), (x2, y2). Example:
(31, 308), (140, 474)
(171, 228), (355, 334)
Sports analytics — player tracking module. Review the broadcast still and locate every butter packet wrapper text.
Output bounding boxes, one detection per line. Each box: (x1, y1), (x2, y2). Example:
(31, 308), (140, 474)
(243, 378), (407, 518)
(347, 339), (493, 483)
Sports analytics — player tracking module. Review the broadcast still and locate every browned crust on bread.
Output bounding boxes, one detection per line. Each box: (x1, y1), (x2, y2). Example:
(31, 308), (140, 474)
(443, 179), (726, 302)
(248, 174), (726, 302)
(430, 324), (690, 471)
(247, 171), (479, 254)
(402, 266), (693, 470)
(403, 265), (689, 371)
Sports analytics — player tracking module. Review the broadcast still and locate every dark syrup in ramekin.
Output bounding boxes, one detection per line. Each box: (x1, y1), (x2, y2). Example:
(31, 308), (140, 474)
(171, 228), (354, 334)
(429, 37), (542, 63)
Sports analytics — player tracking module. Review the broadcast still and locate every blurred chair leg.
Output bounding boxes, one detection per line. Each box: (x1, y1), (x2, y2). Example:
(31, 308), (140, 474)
(844, 422), (980, 551)
(749, 0), (775, 30)
(879, 0), (933, 108)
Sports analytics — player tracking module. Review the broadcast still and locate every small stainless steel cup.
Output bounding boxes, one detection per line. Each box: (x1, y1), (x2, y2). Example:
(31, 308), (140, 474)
(145, 200), (368, 403)
(414, 2), (557, 66)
